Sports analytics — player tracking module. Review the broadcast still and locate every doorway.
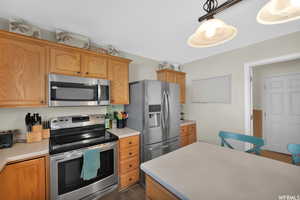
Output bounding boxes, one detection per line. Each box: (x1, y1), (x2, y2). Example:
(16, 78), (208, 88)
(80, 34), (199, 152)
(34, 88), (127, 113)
(244, 53), (300, 156)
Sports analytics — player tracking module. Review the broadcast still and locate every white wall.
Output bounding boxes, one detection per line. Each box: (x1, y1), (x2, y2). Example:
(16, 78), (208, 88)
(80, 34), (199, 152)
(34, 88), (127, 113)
(253, 59), (300, 109)
(0, 18), (159, 134)
(183, 31), (300, 146)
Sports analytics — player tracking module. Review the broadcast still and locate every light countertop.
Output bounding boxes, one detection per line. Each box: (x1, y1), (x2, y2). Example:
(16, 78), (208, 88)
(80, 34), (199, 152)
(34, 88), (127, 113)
(107, 127), (140, 139)
(0, 139), (49, 172)
(141, 142), (300, 200)
(180, 120), (196, 126)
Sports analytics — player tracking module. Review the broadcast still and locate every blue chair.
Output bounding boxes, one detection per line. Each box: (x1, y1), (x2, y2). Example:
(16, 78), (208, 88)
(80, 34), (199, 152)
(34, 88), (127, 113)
(287, 144), (300, 165)
(219, 131), (265, 155)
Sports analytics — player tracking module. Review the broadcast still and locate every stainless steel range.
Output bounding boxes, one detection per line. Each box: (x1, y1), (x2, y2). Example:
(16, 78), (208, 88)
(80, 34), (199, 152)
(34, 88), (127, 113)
(49, 114), (118, 200)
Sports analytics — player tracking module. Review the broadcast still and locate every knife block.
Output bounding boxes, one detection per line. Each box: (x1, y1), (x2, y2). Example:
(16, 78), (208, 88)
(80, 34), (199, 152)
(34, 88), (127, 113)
(26, 125), (42, 143)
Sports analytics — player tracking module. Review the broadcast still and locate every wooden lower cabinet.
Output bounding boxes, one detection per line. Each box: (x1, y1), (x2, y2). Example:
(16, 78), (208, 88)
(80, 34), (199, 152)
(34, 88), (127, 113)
(146, 175), (179, 200)
(0, 157), (47, 200)
(180, 123), (197, 147)
(118, 135), (140, 190)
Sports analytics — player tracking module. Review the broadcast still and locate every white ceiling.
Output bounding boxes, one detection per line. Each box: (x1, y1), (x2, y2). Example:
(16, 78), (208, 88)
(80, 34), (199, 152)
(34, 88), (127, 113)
(0, 0), (299, 64)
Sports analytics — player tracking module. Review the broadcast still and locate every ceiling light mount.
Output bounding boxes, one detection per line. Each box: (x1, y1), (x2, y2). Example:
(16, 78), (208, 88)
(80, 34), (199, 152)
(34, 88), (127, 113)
(198, 0), (243, 22)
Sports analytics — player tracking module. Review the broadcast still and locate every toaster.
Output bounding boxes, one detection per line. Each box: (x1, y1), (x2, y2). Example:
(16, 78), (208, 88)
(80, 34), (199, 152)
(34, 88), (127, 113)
(0, 130), (17, 149)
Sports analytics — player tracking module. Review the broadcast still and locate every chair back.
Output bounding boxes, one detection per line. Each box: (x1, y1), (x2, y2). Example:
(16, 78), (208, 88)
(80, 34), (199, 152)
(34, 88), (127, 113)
(219, 131), (264, 155)
(287, 144), (300, 165)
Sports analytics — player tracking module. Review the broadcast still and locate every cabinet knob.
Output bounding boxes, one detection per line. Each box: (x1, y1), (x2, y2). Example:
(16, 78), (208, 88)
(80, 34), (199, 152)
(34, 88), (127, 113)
(86, 72), (89, 75)
(129, 141), (132, 145)
(129, 152), (132, 156)
(129, 164), (132, 168)
(40, 100), (44, 104)
(77, 71), (81, 74)
(129, 178), (132, 181)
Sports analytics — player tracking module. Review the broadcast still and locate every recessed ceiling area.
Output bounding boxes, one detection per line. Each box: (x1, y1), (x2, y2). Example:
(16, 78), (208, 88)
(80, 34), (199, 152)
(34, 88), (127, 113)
(0, 0), (299, 64)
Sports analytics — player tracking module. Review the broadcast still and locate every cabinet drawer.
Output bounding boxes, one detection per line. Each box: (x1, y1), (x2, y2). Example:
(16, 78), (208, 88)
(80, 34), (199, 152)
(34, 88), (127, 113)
(119, 135), (139, 149)
(120, 157), (139, 174)
(120, 169), (139, 189)
(188, 132), (197, 144)
(119, 145), (139, 161)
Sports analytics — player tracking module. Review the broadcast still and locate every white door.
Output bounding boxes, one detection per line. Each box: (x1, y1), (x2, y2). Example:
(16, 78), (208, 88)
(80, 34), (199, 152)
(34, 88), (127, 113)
(264, 73), (300, 154)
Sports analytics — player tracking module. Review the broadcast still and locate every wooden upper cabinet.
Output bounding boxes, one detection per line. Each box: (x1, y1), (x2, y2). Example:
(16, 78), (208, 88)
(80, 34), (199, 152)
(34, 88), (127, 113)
(0, 37), (46, 107)
(50, 47), (81, 76)
(82, 54), (108, 79)
(0, 157), (46, 200)
(108, 59), (129, 104)
(157, 69), (186, 104)
(175, 73), (186, 104)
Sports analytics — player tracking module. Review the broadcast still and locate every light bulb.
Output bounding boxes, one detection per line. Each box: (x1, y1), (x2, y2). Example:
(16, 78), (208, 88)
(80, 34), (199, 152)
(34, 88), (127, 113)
(205, 26), (216, 38)
(291, 0), (300, 7)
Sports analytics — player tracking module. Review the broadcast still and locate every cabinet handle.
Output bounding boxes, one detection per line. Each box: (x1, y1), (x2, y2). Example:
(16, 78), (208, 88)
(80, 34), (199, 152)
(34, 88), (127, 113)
(129, 152), (132, 156)
(77, 71), (81, 74)
(86, 72), (89, 75)
(129, 178), (132, 181)
(129, 141), (132, 145)
(129, 164), (132, 168)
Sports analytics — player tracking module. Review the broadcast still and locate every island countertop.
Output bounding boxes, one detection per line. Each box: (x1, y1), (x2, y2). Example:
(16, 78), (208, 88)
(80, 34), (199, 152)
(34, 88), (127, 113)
(0, 139), (49, 172)
(141, 142), (300, 200)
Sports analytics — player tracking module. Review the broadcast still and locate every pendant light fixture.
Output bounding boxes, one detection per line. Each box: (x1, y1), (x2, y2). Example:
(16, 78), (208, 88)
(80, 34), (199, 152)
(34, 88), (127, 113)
(188, 0), (241, 48)
(257, 0), (300, 24)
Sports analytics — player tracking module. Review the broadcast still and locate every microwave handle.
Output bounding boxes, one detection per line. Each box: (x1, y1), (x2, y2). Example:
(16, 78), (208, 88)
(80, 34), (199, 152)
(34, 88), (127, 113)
(98, 82), (101, 104)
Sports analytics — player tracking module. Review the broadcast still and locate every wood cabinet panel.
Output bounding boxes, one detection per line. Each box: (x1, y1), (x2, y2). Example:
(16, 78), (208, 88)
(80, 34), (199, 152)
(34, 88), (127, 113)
(119, 135), (139, 149)
(82, 54), (108, 78)
(175, 73), (186, 104)
(108, 59), (129, 104)
(120, 169), (139, 189)
(180, 124), (197, 147)
(0, 157), (46, 200)
(50, 47), (81, 76)
(119, 157), (139, 174)
(146, 175), (179, 200)
(0, 38), (46, 107)
(119, 145), (139, 161)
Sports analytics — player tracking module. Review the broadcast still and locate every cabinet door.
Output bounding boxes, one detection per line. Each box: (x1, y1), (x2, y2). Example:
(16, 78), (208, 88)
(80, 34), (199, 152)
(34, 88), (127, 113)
(108, 60), (129, 104)
(176, 73), (186, 104)
(0, 38), (46, 107)
(50, 47), (81, 76)
(82, 54), (108, 79)
(0, 157), (46, 200)
(188, 124), (197, 144)
(157, 71), (176, 83)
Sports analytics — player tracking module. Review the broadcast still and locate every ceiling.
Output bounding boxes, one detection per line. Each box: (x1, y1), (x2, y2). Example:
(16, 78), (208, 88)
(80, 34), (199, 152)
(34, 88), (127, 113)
(0, 0), (299, 64)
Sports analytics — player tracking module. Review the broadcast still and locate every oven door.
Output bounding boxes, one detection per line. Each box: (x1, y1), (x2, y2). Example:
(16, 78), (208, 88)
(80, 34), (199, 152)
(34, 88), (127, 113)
(50, 142), (118, 200)
(49, 74), (100, 107)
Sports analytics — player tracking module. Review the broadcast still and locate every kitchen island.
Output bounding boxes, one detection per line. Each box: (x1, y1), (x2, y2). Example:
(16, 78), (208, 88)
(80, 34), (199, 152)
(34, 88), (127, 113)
(141, 142), (300, 200)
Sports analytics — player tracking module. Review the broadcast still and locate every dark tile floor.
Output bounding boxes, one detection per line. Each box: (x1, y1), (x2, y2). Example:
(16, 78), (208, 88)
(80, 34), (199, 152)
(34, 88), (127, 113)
(99, 184), (146, 200)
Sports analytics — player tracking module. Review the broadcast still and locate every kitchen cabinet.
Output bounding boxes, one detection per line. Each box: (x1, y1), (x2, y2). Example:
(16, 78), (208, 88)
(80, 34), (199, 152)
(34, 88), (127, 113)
(82, 54), (108, 79)
(108, 59), (130, 104)
(180, 123), (197, 147)
(118, 135), (140, 190)
(0, 36), (46, 107)
(0, 157), (46, 200)
(157, 69), (186, 104)
(50, 47), (82, 76)
(0, 30), (131, 108)
(146, 175), (179, 200)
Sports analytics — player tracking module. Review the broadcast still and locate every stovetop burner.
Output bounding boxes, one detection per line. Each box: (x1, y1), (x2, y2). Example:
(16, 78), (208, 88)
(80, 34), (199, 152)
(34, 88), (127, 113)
(49, 114), (118, 154)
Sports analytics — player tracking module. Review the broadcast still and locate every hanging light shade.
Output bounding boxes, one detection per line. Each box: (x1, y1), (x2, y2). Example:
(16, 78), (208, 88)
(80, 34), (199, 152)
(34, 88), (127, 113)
(257, 0), (300, 24)
(188, 18), (237, 48)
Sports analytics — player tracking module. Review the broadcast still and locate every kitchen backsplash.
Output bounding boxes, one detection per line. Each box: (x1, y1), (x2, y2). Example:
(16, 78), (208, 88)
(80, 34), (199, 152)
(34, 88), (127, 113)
(0, 105), (124, 135)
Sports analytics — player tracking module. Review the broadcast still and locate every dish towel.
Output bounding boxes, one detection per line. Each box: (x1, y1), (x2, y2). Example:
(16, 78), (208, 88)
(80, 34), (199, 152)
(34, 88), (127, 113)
(80, 148), (101, 181)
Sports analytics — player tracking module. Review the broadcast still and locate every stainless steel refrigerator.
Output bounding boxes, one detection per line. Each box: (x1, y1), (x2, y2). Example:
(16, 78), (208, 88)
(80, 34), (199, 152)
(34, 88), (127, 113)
(125, 80), (180, 184)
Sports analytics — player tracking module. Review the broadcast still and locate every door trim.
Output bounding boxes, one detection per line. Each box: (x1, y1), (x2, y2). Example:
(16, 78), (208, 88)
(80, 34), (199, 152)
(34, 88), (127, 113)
(244, 52), (300, 151)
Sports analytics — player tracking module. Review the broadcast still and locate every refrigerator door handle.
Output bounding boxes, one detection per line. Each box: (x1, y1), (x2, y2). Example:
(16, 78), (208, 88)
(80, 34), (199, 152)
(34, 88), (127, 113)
(166, 91), (170, 137)
(161, 91), (165, 130)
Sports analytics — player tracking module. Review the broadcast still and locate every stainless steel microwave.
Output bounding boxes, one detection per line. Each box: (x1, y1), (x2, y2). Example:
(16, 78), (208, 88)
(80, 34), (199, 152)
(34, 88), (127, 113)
(48, 74), (110, 107)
